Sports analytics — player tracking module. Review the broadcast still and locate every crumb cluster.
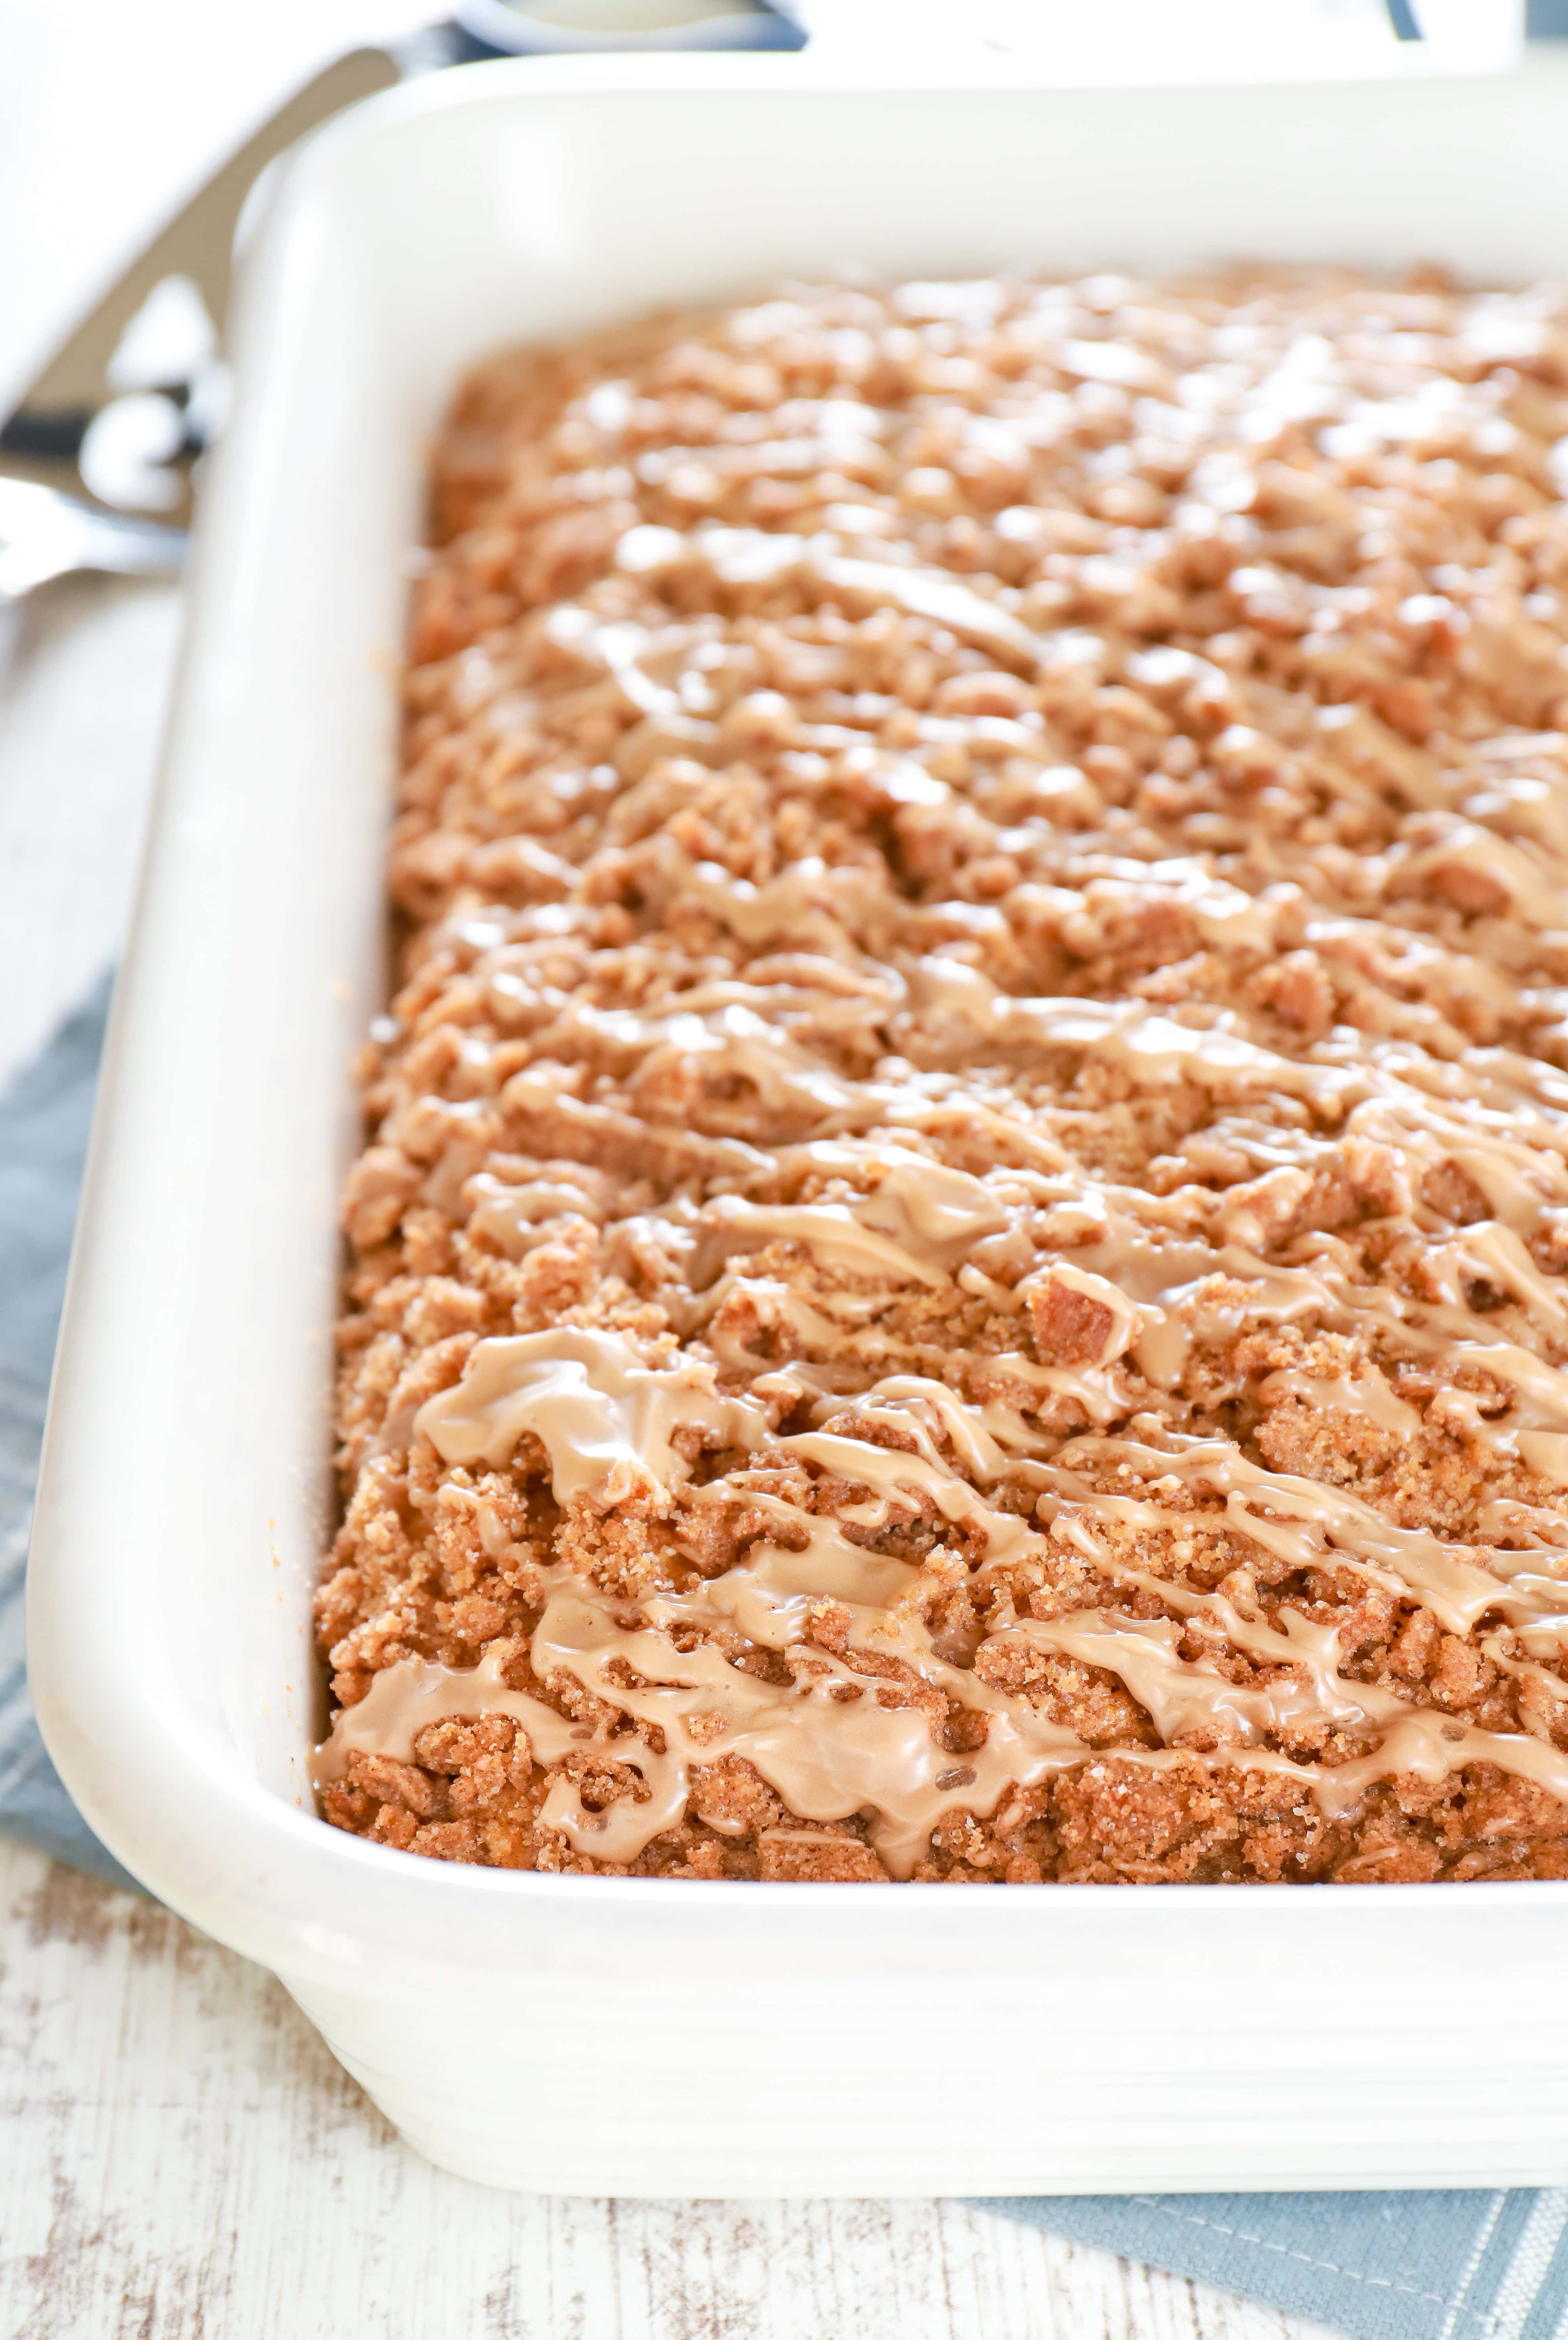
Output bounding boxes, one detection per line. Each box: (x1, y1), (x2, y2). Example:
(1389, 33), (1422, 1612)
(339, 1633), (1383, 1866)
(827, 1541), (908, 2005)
(316, 269), (1568, 1883)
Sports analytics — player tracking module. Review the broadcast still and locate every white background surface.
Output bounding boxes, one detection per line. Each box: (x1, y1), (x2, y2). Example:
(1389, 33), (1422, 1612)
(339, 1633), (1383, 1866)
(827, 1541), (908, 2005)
(0, 2), (1398, 2329)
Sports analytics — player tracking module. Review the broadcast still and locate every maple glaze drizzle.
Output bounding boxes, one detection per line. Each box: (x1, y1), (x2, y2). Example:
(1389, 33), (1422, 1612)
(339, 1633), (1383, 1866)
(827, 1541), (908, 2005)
(324, 289), (1568, 1875)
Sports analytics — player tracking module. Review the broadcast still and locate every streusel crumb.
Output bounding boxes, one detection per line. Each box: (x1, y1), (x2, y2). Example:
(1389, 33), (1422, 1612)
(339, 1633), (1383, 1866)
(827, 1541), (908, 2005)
(314, 269), (1568, 1884)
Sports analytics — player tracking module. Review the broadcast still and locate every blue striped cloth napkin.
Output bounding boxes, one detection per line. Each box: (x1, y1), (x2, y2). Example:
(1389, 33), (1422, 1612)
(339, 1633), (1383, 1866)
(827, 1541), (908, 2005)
(5, 983), (1568, 2334)
(1, 979), (135, 1893)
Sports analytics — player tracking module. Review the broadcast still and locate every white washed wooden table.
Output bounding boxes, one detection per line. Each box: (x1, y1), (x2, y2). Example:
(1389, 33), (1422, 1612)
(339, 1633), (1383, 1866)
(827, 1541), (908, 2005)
(0, 579), (1347, 2340)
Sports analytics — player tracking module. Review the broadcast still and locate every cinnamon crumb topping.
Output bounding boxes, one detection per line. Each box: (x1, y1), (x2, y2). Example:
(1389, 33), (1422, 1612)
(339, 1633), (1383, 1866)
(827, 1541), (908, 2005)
(315, 269), (1568, 1885)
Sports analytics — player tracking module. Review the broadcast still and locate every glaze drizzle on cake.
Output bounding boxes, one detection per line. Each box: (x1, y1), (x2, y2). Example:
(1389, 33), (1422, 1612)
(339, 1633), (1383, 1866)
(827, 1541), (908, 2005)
(315, 269), (1568, 1883)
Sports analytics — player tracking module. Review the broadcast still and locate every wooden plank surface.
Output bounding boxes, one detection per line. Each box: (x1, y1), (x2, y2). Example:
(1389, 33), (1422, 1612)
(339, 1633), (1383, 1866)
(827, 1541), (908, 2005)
(0, 571), (1346, 2340)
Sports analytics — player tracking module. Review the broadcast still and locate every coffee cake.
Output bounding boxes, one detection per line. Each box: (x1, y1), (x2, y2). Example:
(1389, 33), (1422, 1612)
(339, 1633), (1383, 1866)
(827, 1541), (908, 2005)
(314, 270), (1568, 1883)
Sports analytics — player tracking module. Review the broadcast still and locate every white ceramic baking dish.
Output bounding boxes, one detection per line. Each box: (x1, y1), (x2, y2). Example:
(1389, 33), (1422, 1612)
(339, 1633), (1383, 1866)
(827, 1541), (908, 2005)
(29, 50), (1568, 2198)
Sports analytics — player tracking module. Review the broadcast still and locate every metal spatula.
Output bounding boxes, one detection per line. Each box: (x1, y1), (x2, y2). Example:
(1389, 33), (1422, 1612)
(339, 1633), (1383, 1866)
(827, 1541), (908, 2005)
(0, 46), (406, 600)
